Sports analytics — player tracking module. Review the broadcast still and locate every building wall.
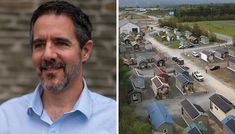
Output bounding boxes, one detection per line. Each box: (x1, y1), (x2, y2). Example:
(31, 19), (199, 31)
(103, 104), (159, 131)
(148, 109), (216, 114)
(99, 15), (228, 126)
(210, 102), (226, 121)
(120, 23), (139, 34)
(0, 0), (116, 103)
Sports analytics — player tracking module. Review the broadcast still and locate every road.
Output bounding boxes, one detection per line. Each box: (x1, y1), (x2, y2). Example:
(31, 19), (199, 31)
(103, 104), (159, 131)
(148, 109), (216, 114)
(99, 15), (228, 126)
(136, 33), (235, 117)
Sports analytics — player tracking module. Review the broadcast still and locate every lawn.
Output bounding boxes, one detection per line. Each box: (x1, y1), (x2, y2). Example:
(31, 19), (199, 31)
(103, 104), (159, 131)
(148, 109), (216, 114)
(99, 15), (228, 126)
(186, 21), (235, 37)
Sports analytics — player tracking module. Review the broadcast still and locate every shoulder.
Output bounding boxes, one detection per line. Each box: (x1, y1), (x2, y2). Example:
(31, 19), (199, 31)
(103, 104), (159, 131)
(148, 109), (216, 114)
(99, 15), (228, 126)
(0, 93), (32, 111)
(89, 91), (116, 109)
(0, 93), (32, 132)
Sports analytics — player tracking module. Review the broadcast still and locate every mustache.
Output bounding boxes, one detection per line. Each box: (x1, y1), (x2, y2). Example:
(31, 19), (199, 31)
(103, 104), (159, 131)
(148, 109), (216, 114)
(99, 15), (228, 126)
(40, 60), (65, 71)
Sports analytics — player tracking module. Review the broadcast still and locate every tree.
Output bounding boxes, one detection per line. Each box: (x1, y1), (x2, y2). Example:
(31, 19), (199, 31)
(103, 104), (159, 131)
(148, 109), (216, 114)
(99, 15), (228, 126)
(192, 23), (203, 37)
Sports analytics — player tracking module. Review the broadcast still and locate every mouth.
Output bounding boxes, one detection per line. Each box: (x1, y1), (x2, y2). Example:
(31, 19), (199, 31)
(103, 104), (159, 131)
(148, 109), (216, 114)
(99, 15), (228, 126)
(39, 60), (65, 74)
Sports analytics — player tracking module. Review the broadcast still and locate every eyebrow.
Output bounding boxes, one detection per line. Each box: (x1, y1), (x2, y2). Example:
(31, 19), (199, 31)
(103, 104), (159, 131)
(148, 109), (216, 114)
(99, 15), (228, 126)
(32, 37), (72, 45)
(52, 37), (72, 45)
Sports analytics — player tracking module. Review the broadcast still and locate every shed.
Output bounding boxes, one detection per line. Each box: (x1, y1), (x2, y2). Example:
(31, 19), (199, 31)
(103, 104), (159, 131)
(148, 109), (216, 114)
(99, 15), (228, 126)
(151, 76), (170, 99)
(200, 36), (209, 45)
(209, 94), (235, 121)
(181, 99), (208, 127)
(200, 50), (214, 63)
(222, 115), (235, 134)
(227, 56), (235, 72)
(214, 47), (228, 60)
(147, 102), (175, 134)
(119, 19), (140, 34)
(175, 74), (193, 95)
(184, 122), (207, 134)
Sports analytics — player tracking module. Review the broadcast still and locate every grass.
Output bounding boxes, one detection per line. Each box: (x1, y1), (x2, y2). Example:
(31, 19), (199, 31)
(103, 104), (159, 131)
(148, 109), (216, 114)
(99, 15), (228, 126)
(186, 21), (235, 37)
(169, 41), (180, 49)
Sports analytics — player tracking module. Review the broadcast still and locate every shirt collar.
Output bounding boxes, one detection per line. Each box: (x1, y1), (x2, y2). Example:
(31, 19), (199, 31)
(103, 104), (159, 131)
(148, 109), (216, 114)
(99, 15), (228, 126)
(27, 79), (93, 120)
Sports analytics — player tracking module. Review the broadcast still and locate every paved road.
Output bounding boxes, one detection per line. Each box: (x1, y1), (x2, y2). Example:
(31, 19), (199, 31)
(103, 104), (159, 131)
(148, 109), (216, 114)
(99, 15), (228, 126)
(135, 33), (235, 118)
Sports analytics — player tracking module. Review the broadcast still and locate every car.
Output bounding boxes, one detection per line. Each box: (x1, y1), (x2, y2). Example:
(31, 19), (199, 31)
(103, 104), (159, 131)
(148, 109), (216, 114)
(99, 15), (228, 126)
(192, 71), (204, 81)
(192, 51), (199, 57)
(209, 66), (220, 71)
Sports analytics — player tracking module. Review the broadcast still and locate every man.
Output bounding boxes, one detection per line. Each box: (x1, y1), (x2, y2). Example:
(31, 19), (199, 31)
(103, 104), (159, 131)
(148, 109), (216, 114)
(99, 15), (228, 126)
(0, 1), (116, 134)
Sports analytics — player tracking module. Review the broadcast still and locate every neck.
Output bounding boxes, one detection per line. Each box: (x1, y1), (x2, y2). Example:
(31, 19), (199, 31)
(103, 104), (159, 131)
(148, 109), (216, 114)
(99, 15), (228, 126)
(41, 76), (84, 122)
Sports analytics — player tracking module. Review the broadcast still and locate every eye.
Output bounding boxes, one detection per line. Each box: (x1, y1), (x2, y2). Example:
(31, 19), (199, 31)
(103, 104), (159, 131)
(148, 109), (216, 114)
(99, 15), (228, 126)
(33, 41), (45, 50)
(56, 41), (69, 46)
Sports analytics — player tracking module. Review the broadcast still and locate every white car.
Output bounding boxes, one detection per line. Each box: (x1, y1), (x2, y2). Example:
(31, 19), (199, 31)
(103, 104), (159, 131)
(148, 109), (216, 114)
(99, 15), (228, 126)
(192, 51), (199, 57)
(192, 71), (204, 81)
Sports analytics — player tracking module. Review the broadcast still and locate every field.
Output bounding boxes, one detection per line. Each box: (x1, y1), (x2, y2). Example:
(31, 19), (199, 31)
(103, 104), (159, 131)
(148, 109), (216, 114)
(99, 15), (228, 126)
(186, 21), (235, 37)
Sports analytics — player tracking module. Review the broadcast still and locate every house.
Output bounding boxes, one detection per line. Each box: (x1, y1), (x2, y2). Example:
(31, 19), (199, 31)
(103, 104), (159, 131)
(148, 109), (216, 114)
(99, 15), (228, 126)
(150, 76), (170, 99)
(189, 36), (199, 45)
(119, 19), (140, 34)
(184, 122), (207, 134)
(174, 64), (190, 77)
(144, 44), (153, 51)
(131, 41), (140, 51)
(127, 81), (142, 104)
(200, 36), (209, 45)
(200, 50), (215, 63)
(129, 72), (145, 91)
(214, 47), (228, 60)
(176, 31), (183, 40)
(123, 34), (135, 45)
(173, 28), (178, 34)
(167, 32), (175, 42)
(228, 47), (235, 57)
(185, 31), (192, 39)
(180, 39), (190, 48)
(153, 65), (169, 81)
(147, 102), (175, 134)
(119, 42), (127, 54)
(222, 115), (235, 134)
(181, 99), (209, 128)
(175, 73), (193, 95)
(136, 56), (149, 69)
(209, 94), (235, 121)
(227, 56), (235, 72)
(154, 53), (167, 67)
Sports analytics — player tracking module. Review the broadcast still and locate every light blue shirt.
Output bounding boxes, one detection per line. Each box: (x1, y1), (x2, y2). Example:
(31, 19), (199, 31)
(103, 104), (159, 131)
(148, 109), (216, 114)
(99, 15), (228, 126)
(0, 80), (116, 134)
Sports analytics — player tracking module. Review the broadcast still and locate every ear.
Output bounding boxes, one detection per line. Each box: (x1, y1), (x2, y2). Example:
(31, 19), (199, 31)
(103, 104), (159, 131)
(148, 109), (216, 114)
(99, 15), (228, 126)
(81, 40), (93, 62)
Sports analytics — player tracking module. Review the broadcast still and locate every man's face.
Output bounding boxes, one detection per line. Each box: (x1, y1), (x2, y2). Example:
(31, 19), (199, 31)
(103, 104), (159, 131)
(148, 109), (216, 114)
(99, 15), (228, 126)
(32, 14), (87, 92)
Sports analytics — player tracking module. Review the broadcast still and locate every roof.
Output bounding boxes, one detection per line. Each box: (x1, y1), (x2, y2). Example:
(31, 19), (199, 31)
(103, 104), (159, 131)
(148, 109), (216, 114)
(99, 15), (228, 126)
(181, 99), (205, 119)
(209, 94), (235, 113)
(147, 102), (174, 129)
(119, 19), (139, 28)
(214, 47), (228, 54)
(136, 56), (147, 64)
(200, 50), (214, 56)
(151, 76), (169, 89)
(175, 73), (192, 85)
(175, 65), (187, 74)
(229, 56), (235, 63)
(119, 19), (129, 27)
(226, 119), (235, 133)
(185, 122), (206, 134)
(154, 66), (167, 76)
(129, 73), (145, 89)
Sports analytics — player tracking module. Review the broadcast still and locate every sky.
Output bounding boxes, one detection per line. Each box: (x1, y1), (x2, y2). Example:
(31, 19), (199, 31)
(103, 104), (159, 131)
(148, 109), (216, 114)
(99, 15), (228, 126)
(119, 0), (235, 7)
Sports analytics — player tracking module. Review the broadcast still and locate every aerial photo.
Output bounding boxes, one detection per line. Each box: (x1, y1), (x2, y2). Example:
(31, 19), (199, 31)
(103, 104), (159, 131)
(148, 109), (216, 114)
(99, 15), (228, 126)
(119, 0), (235, 134)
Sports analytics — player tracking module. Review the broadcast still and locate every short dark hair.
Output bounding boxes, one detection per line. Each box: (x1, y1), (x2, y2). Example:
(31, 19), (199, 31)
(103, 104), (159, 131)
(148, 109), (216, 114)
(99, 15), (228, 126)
(30, 1), (92, 48)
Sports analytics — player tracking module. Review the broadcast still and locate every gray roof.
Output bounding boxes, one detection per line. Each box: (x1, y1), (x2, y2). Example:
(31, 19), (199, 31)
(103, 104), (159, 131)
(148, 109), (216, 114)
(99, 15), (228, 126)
(229, 56), (235, 63)
(119, 19), (129, 28)
(181, 99), (202, 119)
(200, 50), (214, 56)
(226, 119), (235, 133)
(209, 94), (235, 113)
(214, 47), (228, 54)
(188, 127), (201, 134)
(175, 74), (192, 85)
(129, 73), (145, 89)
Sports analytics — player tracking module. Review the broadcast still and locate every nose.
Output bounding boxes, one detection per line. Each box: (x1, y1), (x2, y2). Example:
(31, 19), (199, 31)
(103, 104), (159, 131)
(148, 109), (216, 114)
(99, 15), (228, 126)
(42, 42), (57, 61)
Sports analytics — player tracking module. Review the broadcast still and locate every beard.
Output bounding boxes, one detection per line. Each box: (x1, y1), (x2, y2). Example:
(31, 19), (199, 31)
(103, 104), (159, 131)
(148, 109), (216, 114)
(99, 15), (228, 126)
(39, 59), (80, 93)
